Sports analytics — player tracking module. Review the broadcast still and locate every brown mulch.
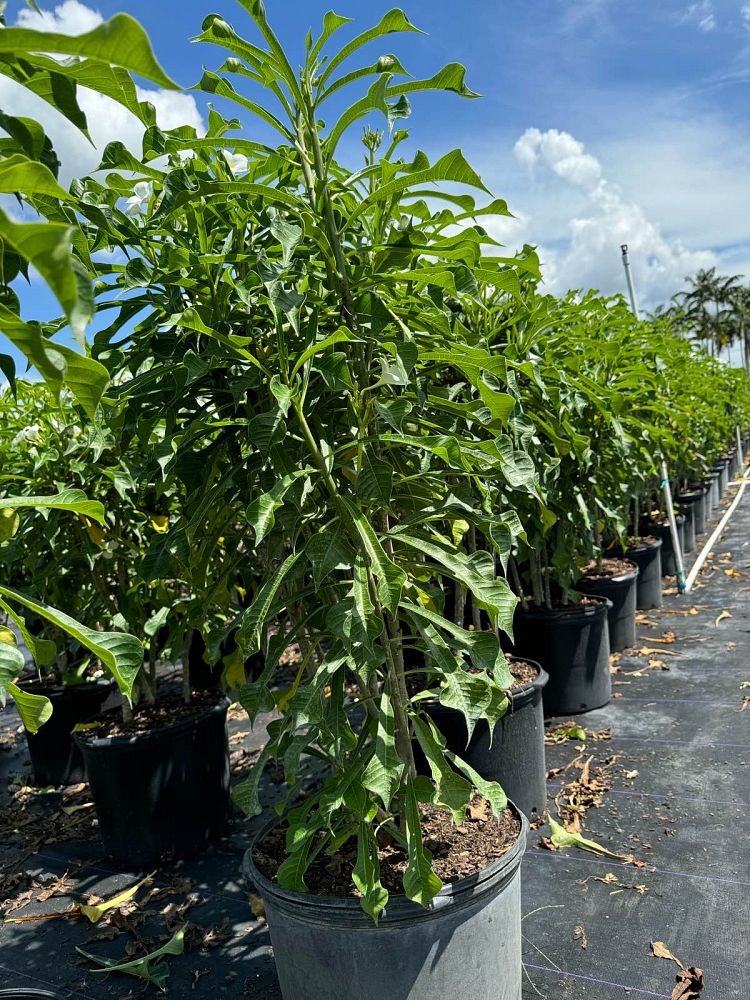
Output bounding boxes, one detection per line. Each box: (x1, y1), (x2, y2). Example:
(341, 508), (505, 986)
(580, 557), (636, 579)
(253, 798), (521, 897)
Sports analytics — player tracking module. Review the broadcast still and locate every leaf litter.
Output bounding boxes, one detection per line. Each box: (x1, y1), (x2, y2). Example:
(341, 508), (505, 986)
(649, 941), (705, 999)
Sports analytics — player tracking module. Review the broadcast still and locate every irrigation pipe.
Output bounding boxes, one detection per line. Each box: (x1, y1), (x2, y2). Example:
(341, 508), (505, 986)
(683, 465), (750, 592)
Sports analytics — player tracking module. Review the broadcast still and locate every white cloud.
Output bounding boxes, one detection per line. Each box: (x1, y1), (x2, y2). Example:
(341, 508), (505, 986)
(742, 3), (750, 30)
(512, 127), (717, 306)
(4, 2), (204, 184)
(16, 0), (103, 33)
(680, 1), (716, 32)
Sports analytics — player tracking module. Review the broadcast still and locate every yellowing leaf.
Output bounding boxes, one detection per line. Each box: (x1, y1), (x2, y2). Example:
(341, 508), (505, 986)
(548, 816), (628, 860)
(149, 515), (169, 533)
(86, 521), (106, 547)
(79, 872), (154, 923)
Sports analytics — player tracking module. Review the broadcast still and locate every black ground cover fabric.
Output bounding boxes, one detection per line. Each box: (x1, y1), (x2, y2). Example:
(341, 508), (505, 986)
(0, 486), (748, 998)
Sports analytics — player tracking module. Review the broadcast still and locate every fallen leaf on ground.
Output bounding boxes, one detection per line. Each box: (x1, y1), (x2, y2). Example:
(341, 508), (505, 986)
(545, 723), (587, 744)
(80, 873), (154, 924)
(647, 631), (677, 645)
(714, 610), (732, 626)
(545, 816), (628, 860)
(741, 696), (750, 712)
(574, 924), (588, 949)
(248, 893), (266, 921)
(61, 802), (94, 816)
(625, 769), (639, 779)
(650, 941), (683, 966)
(589, 872), (648, 894)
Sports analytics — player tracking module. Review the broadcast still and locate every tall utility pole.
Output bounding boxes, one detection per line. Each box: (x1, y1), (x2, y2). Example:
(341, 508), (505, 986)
(620, 245), (686, 593)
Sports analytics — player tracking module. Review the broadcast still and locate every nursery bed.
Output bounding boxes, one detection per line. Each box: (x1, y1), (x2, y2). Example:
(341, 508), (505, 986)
(0, 488), (748, 998)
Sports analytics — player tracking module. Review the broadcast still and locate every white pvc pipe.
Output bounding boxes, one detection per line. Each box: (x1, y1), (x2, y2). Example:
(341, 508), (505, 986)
(660, 460), (686, 593)
(684, 466), (750, 592)
(736, 426), (744, 473)
(620, 244), (640, 319)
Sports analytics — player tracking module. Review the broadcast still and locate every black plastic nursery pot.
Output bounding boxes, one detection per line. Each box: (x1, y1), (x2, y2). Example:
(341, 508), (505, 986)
(511, 598), (611, 716)
(416, 661), (549, 818)
(575, 560), (638, 652)
(646, 516), (685, 578)
(678, 499), (696, 554)
(17, 678), (113, 787)
(681, 487), (706, 536)
(243, 809), (528, 1000)
(700, 475), (717, 516)
(615, 537), (663, 610)
(714, 460), (729, 496)
(75, 698), (230, 869)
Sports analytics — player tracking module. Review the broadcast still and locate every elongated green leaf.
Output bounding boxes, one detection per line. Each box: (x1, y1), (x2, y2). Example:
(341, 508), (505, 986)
(412, 715), (472, 824)
(318, 8), (422, 87)
(231, 743), (271, 816)
(7, 682), (52, 733)
(0, 212), (92, 337)
(237, 551), (302, 654)
(0, 599), (56, 669)
(290, 327), (356, 377)
(0, 154), (71, 201)
(386, 62), (479, 99)
(547, 816), (627, 860)
(344, 149), (490, 230)
(342, 498), (406, 614)
(446, 749), (507, 819)
(309, 10), (353, 62)
(438, 669), (509, 743)
(362, 691), (403, 808)
(245, 469), (310, 545)
(0, 587), (142, 702)
(76, 925), (185, 992)
(396, 533), (517, 635)
(403, 778), (442, 906)
(353, 820), (389, 923)
(0, 641), (25, 704)
(0, 15), (178, 89)
(0, 304), (105, 418)
(1, 490), (105, 524)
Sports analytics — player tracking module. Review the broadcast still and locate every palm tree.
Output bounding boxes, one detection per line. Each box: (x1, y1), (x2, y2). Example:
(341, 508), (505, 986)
(672, 268), (744, 359)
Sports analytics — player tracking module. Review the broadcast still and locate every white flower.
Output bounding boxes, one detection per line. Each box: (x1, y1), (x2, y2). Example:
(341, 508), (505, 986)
(12, 424), (43, 446)
(222, 149), (249, 175)
(125, 181), (153, 216)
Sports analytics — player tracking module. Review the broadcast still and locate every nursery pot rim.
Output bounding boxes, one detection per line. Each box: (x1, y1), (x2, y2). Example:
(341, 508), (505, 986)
(16, 676), (114, 697)
(518, 595), (612, 623)
(0, 991), (59, 998)
(244, 803), (528, 929)
(73, 696), (230, 751)
(623, 535), (663, 554)
(578, 558), (639, 586)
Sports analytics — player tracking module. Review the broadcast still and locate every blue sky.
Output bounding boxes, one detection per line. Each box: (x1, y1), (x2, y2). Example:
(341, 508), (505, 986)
(3, 0), (750, 372)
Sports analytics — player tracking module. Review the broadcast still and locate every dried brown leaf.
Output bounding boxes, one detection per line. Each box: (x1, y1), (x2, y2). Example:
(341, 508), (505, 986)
(574, 924), (588, 950)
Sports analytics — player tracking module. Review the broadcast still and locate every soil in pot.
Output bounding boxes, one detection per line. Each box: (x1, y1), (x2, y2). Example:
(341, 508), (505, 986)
(246, 800), (526, 1000)
(412, 658), (549, 818)
(610, 536), (663, 610)
(645, 515), (685, 577)
(17, 677), (114, 787)
(575, 557), (638, 652)
(511, 597), (611, 716)
(75, 690), (230, 869)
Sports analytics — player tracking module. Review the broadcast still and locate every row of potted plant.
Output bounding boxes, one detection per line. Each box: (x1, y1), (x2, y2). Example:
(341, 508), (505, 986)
(2, 4), (750, 998)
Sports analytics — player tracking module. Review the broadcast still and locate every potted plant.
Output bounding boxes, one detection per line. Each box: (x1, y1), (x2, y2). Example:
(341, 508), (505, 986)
(86, 5), (543, 995)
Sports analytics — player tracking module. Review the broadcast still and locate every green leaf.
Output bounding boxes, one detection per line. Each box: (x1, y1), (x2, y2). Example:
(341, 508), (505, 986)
(305, 529), (355, 588)
(412, 715), (472, 824)
(356, 452), (393, 506)
(1, 490), (105, 524)
(446, 749), (508, 819)
(0, 641), (24, 704)
(547, 815), (628, 860)
(0, 212), (93, 338)
(0, 154), (71, 201)
(76, 925), (185, 993)
(362, 691), (403, 809)
(396, 533), (517, 635)
(342, 498), (406, 614)
(403, 778), (442, 907)
(245, 469), (310, 545)
(0, 600), (56, 669)
(7, 682), (52, 733)
(0, 507), (20, 542)
(438, 669), (509, 743)
(353, 820), (389, 923)
(386, 62), (480, 99)
(237, 551), (302, 654)
(290, 327), (356, 377)
(318, 8), (422, 87)
(0, 352), (15, 394)
(231, 743), (271, 816)
(0, 15), (179, 89)
(0, 587), (142, 703)
(345, 149), (490, 230)
(309, 10), (353, 62)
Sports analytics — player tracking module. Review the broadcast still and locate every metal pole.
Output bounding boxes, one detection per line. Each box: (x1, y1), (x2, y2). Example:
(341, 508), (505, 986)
(621, 245), (686, 592)
(620, 244), (640, 319)
(736, 426), (744, 477)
